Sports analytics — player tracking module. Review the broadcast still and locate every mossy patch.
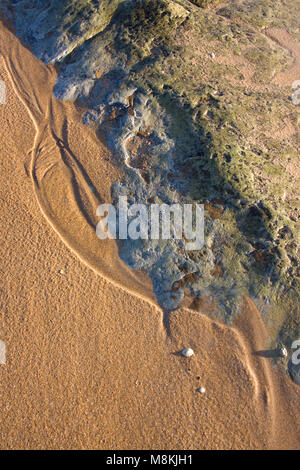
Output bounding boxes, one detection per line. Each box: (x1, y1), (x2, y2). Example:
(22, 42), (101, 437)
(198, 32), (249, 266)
(188, 0), (222, 7)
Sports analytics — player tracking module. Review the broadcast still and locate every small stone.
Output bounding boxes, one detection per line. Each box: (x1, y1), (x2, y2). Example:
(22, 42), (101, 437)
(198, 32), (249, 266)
(197, 387), (206, 394)
(278, 345), (288, 358)
(182, 348), (194, 358)
(58, 269), (64, 275)
(209, 52), (215, 59)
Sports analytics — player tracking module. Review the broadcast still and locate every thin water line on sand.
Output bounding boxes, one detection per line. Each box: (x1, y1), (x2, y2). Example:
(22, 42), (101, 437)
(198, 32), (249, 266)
(2, 43), (169, 339)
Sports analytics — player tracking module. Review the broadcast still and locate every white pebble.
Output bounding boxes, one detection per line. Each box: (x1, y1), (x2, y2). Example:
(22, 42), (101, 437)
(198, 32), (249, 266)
(198, 387), (206, 394)
(58, 269), (64, 275)
(279, 346), (288, 358)
(182, 348), (194, 357)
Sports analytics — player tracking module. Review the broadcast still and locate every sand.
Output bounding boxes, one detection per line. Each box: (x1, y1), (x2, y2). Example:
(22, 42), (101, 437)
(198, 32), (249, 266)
(0, 18), (300, 450)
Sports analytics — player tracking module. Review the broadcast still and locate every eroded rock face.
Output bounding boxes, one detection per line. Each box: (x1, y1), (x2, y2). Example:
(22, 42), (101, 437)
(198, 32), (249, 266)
(1, 0), (128, 62)
(2, 1), (299, 339)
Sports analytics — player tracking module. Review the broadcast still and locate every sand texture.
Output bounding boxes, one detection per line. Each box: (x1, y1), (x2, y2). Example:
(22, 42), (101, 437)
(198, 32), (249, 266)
(0, 3), (300, 450)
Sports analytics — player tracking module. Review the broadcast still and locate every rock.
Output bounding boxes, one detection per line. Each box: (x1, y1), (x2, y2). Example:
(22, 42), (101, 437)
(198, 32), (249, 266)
(278, 345), (288, 358)
(182, 348), (194, 357)
(197, 387), (206, 394)
(58, 269), (64, 275)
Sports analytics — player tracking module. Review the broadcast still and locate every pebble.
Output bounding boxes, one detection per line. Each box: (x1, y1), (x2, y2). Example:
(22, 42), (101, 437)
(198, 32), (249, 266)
(278, 346), (288, 358)
(197, 387), (206, 394)
(58, 269), (64, 275)
(182, 348), (194, 357)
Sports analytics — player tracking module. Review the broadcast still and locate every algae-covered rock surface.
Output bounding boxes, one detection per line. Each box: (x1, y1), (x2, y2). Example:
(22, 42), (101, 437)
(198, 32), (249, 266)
(2, 0), (299, 349)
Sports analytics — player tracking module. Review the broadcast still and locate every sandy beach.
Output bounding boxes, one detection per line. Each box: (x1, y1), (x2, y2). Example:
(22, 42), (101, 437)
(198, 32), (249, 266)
(0, 9), (300, 450)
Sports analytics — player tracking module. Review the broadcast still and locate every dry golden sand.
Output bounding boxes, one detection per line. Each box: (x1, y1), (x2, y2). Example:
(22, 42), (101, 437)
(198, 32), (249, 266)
(0, 19), (300, 450)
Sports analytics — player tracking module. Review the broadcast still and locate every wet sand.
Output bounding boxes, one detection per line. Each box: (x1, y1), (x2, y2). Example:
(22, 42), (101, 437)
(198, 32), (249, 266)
(0, 19), (300, 449)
